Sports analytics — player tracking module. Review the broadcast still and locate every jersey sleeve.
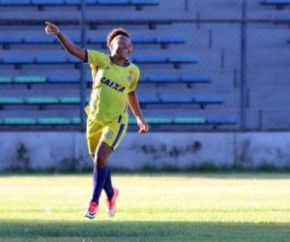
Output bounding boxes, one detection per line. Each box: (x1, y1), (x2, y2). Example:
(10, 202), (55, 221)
(84, 49), (109, 81)
(84, 49), (108, 67)
(128, 66), (140, 93)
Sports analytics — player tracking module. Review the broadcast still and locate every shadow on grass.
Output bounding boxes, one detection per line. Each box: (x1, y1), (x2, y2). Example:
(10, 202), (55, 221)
(0, 220), (289, 242)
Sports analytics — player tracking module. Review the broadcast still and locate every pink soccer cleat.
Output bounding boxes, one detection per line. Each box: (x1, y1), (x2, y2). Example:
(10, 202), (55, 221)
(84, 202), (98, 219)
(107, 188), (119, 217)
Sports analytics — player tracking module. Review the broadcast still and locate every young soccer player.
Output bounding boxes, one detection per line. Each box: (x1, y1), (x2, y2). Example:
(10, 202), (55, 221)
(45, 22), (149, 219)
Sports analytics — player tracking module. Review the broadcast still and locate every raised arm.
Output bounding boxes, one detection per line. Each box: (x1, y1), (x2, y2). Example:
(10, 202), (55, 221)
(45, 21), (86, 61)
(128, 91), (149, 133)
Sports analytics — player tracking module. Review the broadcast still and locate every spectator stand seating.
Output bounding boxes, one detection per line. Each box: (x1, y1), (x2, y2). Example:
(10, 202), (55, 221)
(0, 1), (238, 130)
(0, 74), (211, 94)
(0, 74), (211, 84)
(0, 0), (160, 11)
(0, 52), (198, 69)
(0, 116), (237, 130)
(260, 0), (290, 10)
(260, 1), (290, 53)
(0, 94), (224, 110)
(0, 34), (185, 50)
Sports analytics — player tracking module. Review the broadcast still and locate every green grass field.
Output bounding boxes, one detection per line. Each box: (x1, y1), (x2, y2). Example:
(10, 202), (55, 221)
(0, 173), (290, 242)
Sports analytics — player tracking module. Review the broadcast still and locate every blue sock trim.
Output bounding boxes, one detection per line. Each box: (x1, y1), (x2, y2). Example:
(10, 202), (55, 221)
(103, 167), (114, 199)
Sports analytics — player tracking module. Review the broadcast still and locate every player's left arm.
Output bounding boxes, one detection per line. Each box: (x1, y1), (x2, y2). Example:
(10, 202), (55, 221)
(128, 92), (149, 133)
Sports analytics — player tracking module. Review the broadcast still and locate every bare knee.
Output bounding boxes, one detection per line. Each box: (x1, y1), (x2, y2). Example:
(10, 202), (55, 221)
(94, 154), (108, 168)
(93, 142), (112, 168)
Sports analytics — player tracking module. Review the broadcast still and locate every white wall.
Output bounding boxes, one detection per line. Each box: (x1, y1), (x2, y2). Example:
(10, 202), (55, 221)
(1, 132), (290, 171)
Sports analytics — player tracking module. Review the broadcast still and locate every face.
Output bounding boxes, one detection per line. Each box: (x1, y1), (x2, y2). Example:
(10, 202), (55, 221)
(110, 35), (133, 60)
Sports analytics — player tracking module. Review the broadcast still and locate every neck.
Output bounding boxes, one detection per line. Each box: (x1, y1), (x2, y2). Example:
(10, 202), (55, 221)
(111, 55), (127, 66)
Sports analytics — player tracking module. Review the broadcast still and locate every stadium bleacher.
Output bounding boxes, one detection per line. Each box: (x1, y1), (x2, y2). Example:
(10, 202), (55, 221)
(0, 0), (245, 131)
(261, 0), (290, 9)
(0, 0), (159, 11)
(0, 94), (224, 107)
(0, 34), (185, 49)
(0, 52), (198, 68)
(0, 74), (211, 85)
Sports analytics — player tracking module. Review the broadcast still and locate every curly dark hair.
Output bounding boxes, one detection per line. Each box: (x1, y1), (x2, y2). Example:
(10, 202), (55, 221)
(106, 28), (130, 49)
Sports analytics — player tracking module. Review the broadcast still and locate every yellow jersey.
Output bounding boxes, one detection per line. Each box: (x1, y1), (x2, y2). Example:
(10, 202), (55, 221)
(85, 49), (140, 125)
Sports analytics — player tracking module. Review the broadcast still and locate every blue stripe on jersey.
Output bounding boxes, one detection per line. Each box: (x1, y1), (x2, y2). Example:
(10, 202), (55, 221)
(83, 49), (88, 63)
(112, 124), (125, 150)
(117, 115), (122, 123)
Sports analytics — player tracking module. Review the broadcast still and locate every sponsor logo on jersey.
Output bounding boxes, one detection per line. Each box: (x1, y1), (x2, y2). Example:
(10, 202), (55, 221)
(100, 77), (125, 93)
(105, 130), (113, 139)
(127, 75), (132, 83)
